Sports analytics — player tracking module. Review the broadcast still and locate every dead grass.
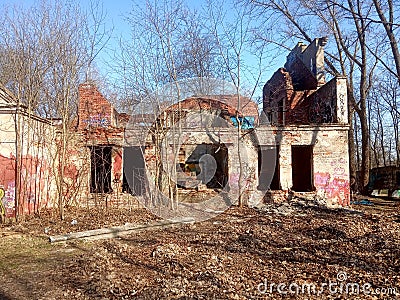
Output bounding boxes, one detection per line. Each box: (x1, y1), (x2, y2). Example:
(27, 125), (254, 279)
(0, 199), (399, 299)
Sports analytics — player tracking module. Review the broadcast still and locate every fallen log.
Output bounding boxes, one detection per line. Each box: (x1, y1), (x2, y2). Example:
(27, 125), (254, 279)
(49, 218), (195, 243)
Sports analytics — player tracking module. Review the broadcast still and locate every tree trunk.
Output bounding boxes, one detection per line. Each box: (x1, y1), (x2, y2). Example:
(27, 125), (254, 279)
(372, 0), (400, 84)
(359, 109), (370, 194)
(348, 109), (358, 192)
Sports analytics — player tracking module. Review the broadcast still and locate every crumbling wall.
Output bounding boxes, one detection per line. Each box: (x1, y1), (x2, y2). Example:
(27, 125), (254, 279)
(0, 112), (58, 217)
(285, 55), (318, 90)
(144, 129), (258, 197)
(263, 72), (348, 126)
(262, 68), (315, 125)
(309, 76), (348, 124)
(262, 69), (292, 125)
(78, 83), (118, 130)
(285, 37), (327, 87)
(256, 126), (350, 207)
(74, 83), (132, 207)
(166, 96), (258, 122)
(263, 37), (344, 127)
(143, 97), (260, 206)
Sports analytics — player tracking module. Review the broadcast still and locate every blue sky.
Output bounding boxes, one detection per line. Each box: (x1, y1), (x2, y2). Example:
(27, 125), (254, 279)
(3, 0), (286, 99)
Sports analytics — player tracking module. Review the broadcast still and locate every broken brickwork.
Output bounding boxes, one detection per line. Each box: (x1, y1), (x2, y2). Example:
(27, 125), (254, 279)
(0, 37), (351, 219)
(76, 40), (350, 207)
(259, 37), (350, 206)
(143, 96), (259, 207)
(75, 83), (127, 206)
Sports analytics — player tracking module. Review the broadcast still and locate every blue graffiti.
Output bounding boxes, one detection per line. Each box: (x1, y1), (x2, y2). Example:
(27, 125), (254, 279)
(83, 114), (110, 128)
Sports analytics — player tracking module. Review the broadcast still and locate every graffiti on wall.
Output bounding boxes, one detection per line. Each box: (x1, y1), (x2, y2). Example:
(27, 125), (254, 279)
(83, 114), (110, 128)
(0, 184), (17, 218)
(392, 190), (400, 198)
(314, 172), (330, 187)
(0, 182), (15, 218)
(0, 153), (16, 217)
(0, 153), (52, 217)
(229, 164), (256, 191)
(331, 158), (346, 177)
(337, 92), (346, 122)
(314, 171), (350, 206)
(229, 173), (240, 189)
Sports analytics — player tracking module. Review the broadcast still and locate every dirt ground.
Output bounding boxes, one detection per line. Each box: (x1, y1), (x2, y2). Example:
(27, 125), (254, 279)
(0, 196), (399, 299)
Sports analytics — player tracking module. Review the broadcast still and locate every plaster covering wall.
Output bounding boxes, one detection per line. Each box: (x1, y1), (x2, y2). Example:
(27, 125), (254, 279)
(0, 112), (58, 217)
(261, 37), (350, 207)
(256, 126), (350, 206)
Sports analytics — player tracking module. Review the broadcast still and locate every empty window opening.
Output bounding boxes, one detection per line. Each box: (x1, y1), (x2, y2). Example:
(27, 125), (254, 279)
(122, 146), (145, 196)
(291, 145), (314, 192)
(90, 146), (112, 193)
(178, 143), (228, 189)
(258, 146), (280, 190)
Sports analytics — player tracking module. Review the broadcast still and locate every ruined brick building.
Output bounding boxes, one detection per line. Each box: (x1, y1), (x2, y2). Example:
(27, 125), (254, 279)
(0, 37), (350, 219)
(258, 37), (350, 206)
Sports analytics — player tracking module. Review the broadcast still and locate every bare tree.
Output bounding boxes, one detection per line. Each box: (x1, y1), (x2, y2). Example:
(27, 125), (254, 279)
(205, 0), (262, 206)
(115, 0), (232, 212)
(0, 0), (111, 219)
(372, 71), (400, 165)
(371, 0), (400, 84)
(245, 0), (399, 193)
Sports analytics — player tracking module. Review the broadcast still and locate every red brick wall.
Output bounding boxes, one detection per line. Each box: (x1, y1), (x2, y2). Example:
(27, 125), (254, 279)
(166, 96), (259, 123)
(208, 95), (259, 118)
(78, 83), (114, 130)
(263, 68), (317, 125)
(285, 90), (313, 124)
(78, 83), (124, 145)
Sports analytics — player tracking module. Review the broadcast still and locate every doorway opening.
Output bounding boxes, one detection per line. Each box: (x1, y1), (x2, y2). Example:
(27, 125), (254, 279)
(122, 146), (145, 196)
(291, 145), (314, 192)
(90, 146), (112, 193)
(258, 146), (280, 190)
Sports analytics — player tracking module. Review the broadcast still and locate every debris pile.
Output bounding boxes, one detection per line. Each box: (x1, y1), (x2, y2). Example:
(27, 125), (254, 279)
(0, 198), (399, 299)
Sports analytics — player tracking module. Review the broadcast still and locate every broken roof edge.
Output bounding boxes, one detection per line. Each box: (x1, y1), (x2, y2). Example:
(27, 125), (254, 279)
(165, 95), (258, 117)
(284, 37), (328, 88)
(79, 81), (119, 112)
(0, 82), (18, 105)
(290, 37), (328, 55)
(0, 83), (60, 126)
